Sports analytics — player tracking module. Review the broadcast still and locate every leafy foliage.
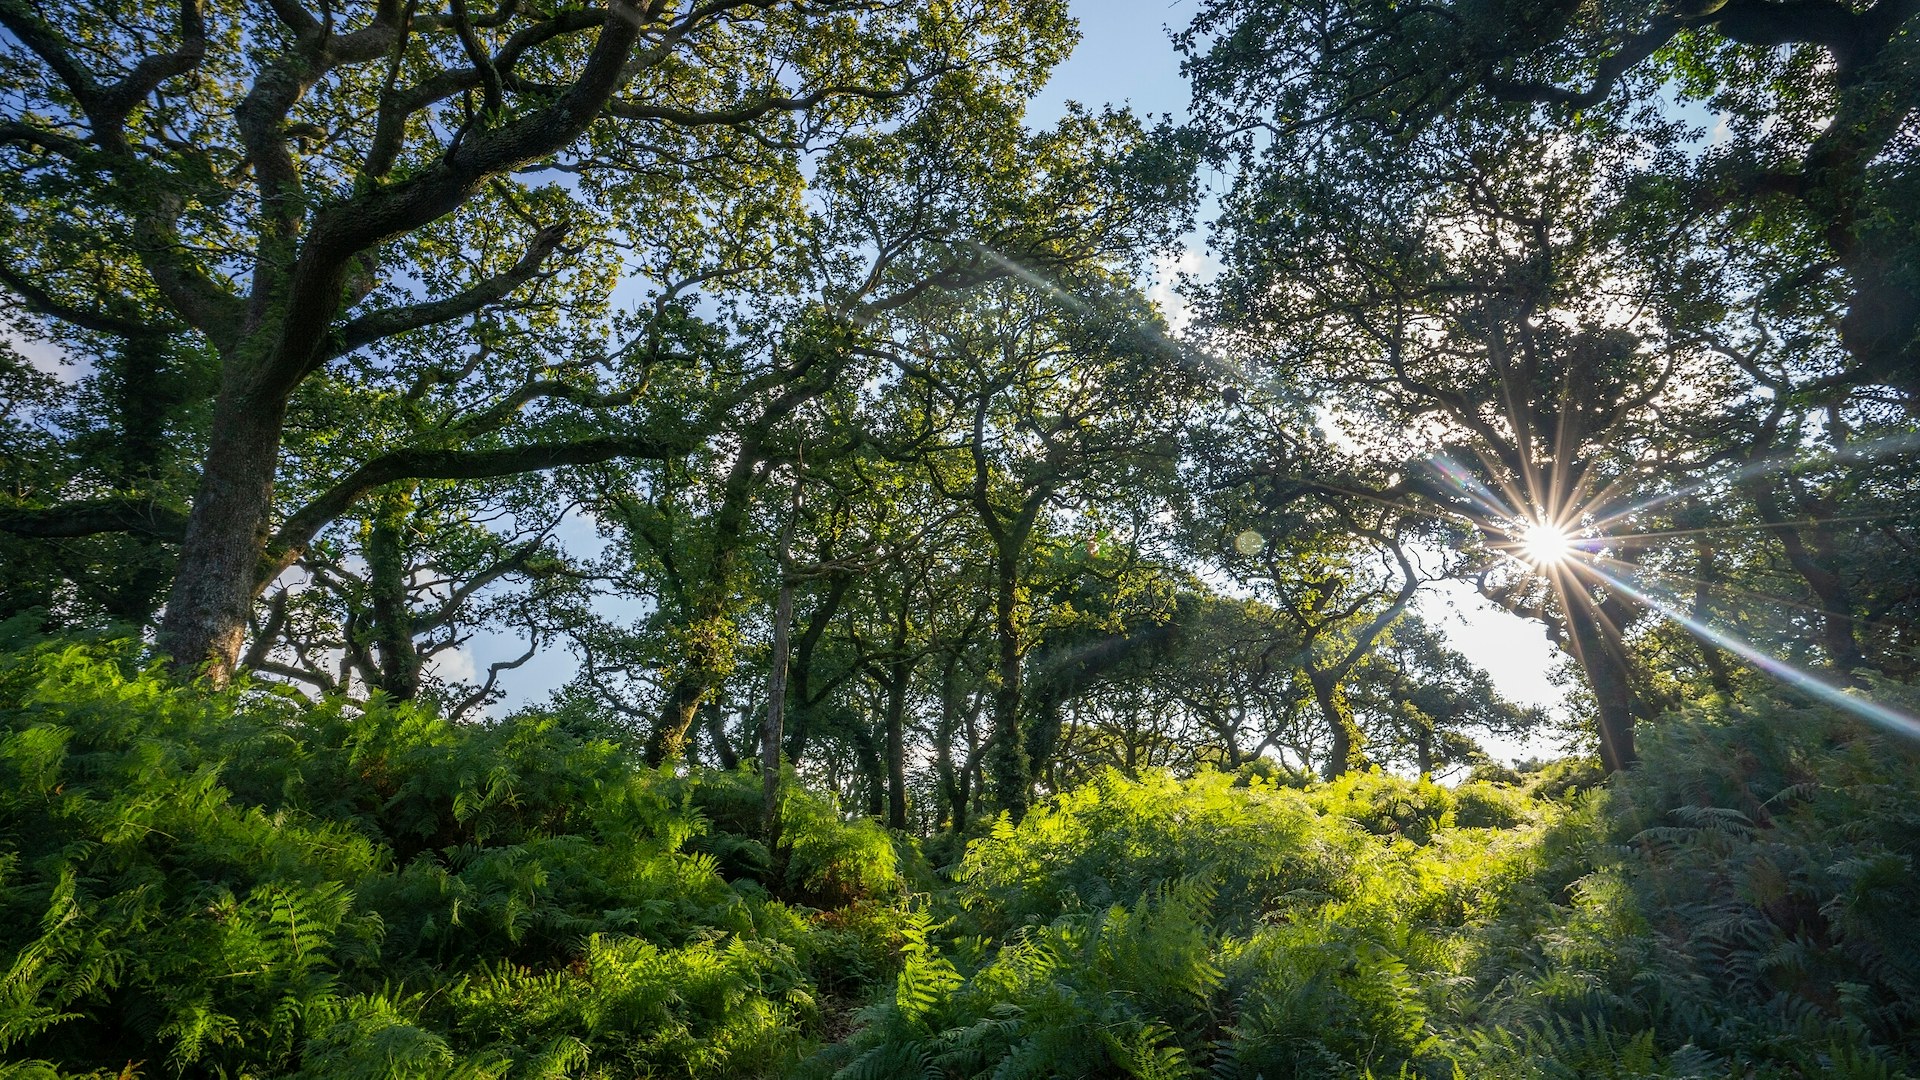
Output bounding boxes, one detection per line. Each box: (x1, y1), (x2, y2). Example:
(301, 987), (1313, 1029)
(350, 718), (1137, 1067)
(0, 639), (907, 1078)
(815, 687), (1920, 1079)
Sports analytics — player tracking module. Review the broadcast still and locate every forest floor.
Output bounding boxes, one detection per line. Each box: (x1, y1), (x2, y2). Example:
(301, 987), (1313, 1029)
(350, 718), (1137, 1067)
(1, 637), (1917, 1079)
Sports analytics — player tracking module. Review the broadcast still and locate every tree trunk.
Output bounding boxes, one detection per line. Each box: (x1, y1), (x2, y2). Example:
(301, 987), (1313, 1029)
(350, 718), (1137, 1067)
(934, 657), (962, 832)
(883, 657), (910, 830)
(849, 719), (886, 820)
(99, 333), (190, 625)
(782, 573), (850, 767)
(1311, 675), (1364, 780)
(1749, 482), (1866, 673)
(761, 568), (794, 838)
(985, 555), (1030, 820)
(365, 490), (423, 700)
(648, 674), (706, 765)
(1690, 517), (1736, 697)
(935, 651), (982, 834)
(1565, 604), (1638, 773)
(704, 700), (738, 771)
(156, 383), (287, 682)
(1021, 687), (1065, 796)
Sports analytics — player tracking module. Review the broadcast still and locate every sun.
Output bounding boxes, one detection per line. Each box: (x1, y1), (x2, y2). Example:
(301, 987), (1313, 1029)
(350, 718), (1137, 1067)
(1520, 521), (1574, 567)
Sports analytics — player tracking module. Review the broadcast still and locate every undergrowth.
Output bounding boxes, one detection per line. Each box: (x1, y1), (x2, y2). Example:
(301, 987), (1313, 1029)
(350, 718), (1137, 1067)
(814, 693), (1920, 1079)
(0, 639), (905, 1078)
(2, 636), (1916, 1078)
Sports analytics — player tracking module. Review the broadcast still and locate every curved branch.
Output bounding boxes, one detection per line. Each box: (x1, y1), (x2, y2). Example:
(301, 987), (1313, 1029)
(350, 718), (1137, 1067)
(1484, 21), (1678, 110)
(0, 263), (172, 338)
(0, 497), (189, 542)
(260, 430), (699, 586)
(328, 221), (571, 360)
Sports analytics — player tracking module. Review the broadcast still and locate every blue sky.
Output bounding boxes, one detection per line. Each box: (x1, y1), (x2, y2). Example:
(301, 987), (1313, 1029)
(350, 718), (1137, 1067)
(1028, 0), (1198, 127)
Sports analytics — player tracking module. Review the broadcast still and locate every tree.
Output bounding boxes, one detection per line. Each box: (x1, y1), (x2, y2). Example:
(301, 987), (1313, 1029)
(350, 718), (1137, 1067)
(0, 0), (1076, 680)
(883, 275), (1196, 817)
(1354, 614), (1546, 777)
(240, 476), (582, 715)
(1180, 0), (1920, 396)
(1183, 72), (1757, 770)
(1207, 468), (1433, 779)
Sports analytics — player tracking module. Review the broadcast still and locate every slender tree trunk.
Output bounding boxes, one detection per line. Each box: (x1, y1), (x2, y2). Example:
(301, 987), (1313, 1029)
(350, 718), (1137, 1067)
(647, 429), (775, 764)
(849, 719), (886, 820)
(1219, 712), (1243, 768)
(760, 474), (799, 836)
(1311, 674), (1364, 780)
(1747, 477), (1865, 672)
(156, 382), (287, 682)
(1565, 606), (1638, 772)
(762, 570), (794, 837)
(884, 657), (910, 830)
(100, 333), (188, 625)
(934, 655), (963, 832)
(704, 700), (738, 771)
(985, 553), (1029, 819)
(1022, 688), (1066, 793)
(951, 764), (971, 834)
(782, 573), (850, 767)
(1690, 513), (1737, 696)
(365, 490), (423, 700)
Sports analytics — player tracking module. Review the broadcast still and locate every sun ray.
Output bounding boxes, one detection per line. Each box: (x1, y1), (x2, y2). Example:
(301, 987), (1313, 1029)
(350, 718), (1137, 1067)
(1578, 552), (1920, 644)
(1588, 512), (1914, 547)
(1574, 561), (1920, 744)
(1584, 430), (1920, 534)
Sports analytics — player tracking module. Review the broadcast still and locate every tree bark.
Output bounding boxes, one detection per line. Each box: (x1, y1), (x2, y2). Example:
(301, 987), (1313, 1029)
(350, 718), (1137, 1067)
(984, 552), (1030, 819)
(761, 502), (797, 838)
(1564, 596), (1638, 773)
(704, 700), (738, 771)
(781, 571), (851, 767)
(934, 653), (966, 832)
(649, 675), (707, 765)
(883, 653), (912, 831)
(1312, 676), (1365, 780)
(849, 719), (886, 820)
(364, 490), (424, 700)
(154, 381), (286, 681)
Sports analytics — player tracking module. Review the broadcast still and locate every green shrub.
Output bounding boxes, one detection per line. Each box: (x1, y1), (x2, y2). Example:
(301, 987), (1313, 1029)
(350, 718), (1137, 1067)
(1450, 781), (1535, 830)
(820, 884), (1222, 1080)
(955, 769), (1370, 935)
(1308, 770), (1459, 843)
(817, 689), (1920, 1079)
(0, 640), (907, 1078)
(8, 635), (1920, 1079)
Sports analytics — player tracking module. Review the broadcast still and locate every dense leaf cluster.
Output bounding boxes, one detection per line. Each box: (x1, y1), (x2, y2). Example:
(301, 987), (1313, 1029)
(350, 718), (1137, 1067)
(0, 635), (905, 1078)
(822, 692), (1920, 1079)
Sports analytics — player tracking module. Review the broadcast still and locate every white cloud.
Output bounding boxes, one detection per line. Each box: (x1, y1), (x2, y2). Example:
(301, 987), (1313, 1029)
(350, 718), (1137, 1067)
(431, 643), (479, 687)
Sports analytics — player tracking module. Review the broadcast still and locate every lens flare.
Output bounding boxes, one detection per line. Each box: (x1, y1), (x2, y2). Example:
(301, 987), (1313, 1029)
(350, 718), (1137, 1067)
(1520, 522), (1573, 567)
(1583, 562), (1920, 744)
